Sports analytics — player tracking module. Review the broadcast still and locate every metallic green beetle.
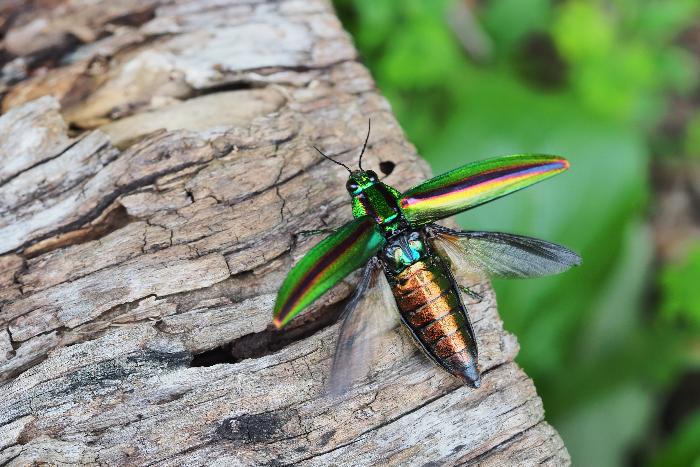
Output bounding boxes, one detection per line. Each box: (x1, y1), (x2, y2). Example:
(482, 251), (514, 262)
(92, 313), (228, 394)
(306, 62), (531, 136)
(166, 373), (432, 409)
(273, 121), (581, 393)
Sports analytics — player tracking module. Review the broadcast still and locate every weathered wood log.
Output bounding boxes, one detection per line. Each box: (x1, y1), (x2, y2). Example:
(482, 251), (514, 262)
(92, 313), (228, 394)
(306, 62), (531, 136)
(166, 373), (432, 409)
(0, 1), (571, 465)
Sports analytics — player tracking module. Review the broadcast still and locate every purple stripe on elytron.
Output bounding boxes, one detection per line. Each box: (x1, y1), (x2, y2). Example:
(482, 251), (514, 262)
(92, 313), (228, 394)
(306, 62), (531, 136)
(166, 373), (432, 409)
(277, 220), (372, 320)
(408, 161), (566, 202)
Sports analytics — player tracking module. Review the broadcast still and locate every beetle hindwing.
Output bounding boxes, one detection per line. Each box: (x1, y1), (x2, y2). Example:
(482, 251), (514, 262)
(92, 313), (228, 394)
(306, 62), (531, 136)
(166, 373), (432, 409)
(329, 258), (399, 395)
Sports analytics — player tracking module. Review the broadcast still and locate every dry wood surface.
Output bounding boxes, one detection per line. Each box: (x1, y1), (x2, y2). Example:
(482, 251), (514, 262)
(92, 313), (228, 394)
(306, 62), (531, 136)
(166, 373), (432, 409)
(0, 0), (570, 465)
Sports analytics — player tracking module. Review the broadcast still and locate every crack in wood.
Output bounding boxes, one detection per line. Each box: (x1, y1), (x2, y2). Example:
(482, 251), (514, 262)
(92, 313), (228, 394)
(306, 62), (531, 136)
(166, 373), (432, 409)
(7, 146), (210, 255)
(23, 203), (133, 259)
(189, 294), (349, 367)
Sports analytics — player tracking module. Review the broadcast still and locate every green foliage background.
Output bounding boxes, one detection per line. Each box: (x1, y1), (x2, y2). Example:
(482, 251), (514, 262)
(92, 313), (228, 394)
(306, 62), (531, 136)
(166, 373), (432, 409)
(333, 0), (700, 465)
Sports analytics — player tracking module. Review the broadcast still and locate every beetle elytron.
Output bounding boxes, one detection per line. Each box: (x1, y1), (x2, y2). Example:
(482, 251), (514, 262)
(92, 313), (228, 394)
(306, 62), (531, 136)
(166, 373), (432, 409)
(272, 121), (581, 393)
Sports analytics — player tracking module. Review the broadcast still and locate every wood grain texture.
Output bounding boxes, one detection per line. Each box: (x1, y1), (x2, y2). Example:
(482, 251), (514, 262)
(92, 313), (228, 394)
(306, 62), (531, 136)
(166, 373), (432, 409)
(0, 0), (570, 465)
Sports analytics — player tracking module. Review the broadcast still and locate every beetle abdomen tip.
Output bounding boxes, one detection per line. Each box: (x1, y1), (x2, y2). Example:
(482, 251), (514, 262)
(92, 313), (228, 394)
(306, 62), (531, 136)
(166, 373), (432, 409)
(461, 362), (481, 388)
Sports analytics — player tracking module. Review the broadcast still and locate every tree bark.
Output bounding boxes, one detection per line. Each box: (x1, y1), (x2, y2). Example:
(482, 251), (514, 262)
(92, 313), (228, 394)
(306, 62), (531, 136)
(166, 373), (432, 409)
(0, 0), (571, 465)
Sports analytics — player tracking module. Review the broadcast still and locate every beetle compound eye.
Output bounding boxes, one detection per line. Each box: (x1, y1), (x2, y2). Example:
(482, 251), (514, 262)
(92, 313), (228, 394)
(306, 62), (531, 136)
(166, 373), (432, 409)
(366, 170), (379, 182)
(346, 180), (359, 193)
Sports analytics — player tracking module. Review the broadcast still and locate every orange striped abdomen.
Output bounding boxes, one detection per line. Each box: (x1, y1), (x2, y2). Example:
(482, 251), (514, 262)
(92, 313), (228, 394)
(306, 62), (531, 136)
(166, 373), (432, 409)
(391, 259), (480, 386)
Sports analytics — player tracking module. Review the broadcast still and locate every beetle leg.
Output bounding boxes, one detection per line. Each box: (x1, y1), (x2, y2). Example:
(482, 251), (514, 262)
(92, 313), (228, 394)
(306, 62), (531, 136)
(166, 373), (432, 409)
(297, 228), (335, 238)
(459, 285), (483, 304)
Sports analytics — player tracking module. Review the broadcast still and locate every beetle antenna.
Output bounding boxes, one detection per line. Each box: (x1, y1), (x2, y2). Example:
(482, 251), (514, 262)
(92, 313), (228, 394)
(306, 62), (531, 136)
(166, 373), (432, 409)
(313, 146), (352, 173)
(358, 118), (371, 171)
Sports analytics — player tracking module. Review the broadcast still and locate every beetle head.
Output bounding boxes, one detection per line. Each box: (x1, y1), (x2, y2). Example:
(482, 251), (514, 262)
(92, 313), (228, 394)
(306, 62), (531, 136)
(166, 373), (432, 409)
(346, 170), (379, 196)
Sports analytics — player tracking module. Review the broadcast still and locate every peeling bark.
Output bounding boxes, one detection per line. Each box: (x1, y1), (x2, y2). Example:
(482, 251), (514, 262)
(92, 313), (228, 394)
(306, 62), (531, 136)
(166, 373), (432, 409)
(0, 0), (570, 465)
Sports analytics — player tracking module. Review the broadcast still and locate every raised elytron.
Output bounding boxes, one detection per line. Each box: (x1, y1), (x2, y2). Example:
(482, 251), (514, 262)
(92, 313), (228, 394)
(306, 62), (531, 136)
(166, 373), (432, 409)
(272, 121), (581, 393)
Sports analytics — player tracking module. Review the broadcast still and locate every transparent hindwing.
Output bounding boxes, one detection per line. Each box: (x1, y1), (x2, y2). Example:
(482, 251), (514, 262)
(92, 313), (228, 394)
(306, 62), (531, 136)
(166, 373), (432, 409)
(427, 224), (582, 280)
(328, 258), (400, 396)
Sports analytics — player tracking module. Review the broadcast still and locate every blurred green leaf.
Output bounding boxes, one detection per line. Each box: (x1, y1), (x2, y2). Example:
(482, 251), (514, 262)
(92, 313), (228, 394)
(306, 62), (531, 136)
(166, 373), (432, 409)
(379, 17), (462, 88)
(551, 0), (698, 125)
(660, 245), (700, 326)
(684, 114), (700, 157)
(631, 0), (700, 43)
(649, 408), (700, 467)
(661, 48), (699, 95)
(552, 1), (615, 62)
(481, 0), (552, 54)
(559, 385), (654, 467)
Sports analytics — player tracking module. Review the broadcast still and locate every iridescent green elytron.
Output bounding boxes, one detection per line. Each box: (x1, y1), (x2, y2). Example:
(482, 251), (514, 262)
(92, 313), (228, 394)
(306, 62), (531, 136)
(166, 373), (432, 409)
(273, 121), (581, 391)
(272, 216), (385, 329)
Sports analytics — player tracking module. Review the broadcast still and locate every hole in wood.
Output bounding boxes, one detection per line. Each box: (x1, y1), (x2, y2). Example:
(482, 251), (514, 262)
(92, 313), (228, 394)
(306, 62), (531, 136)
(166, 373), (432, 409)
(24, 203), (132, 258)
(379, 160), (395, 177)
(189, 295), (351, 367)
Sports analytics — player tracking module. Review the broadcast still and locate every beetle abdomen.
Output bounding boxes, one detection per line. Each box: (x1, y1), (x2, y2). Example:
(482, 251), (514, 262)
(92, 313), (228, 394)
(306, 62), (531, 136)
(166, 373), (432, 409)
(391, 259), (480, 387)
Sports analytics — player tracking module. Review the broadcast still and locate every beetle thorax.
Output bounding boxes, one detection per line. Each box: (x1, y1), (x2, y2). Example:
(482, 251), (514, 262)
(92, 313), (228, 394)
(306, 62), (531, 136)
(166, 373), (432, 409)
(346, 170), (404, 232)
(382, 230), (427, 274)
